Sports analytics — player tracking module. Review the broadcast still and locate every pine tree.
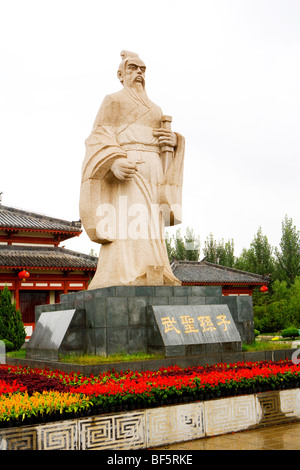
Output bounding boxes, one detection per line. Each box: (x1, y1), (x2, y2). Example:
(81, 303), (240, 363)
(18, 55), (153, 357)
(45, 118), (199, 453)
(0, 285), (14, 341)
(12, 308), (27, 350)
(0, 285), (26, 350)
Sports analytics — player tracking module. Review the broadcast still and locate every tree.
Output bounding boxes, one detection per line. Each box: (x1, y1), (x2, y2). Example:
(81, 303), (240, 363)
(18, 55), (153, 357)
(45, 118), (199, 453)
(203, 234), (235, 267)
(275, 215), (300, 285)
(165, 232), (174, 261)
(271, 279), (290, 302)
(235, 248), (252, 272)
(285, 276), (300, 327)
(166, 228), (200, 261)
(183, 227), (200, 261)
(235, 226), (274, 276)
(251, 226), (274, 276)
(0, 285), (26, 350)
(89, 248), (98, 257)
(217, 238), (235, 267)
(203, 233), (217, 263)
(172, 229), (187, 260)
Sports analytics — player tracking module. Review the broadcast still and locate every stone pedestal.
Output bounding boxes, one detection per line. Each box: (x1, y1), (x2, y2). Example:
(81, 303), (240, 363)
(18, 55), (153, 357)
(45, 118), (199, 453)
(26, 286), (255, 360)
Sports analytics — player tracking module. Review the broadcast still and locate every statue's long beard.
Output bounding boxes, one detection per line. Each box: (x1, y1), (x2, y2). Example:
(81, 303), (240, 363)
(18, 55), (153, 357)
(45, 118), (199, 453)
(134, 83), (148, 100)
(126, 81), (149, 106)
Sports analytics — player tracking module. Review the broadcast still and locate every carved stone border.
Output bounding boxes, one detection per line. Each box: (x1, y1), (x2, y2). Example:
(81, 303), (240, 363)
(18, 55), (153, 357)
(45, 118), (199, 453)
(1, 389), (299, 450)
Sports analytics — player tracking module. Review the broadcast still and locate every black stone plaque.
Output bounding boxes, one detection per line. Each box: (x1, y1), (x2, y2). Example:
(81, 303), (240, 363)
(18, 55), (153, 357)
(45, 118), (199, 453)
(27, 309), (87, 360)
(150, 305), (241, 346)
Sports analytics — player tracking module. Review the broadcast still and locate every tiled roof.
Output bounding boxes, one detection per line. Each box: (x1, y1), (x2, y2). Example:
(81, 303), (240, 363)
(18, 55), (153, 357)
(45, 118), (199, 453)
(0, 205), (82, 233)
(0, 245), (97, 271)
(171, 259), (269, 285)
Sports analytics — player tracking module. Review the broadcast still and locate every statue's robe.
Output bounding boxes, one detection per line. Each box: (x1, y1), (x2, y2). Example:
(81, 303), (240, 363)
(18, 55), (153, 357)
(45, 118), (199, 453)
(80, 87), (185, 288)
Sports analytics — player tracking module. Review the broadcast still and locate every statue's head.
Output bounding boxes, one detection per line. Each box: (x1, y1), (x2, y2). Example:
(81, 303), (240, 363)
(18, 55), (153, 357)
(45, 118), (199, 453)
(117, 50), (146, 90)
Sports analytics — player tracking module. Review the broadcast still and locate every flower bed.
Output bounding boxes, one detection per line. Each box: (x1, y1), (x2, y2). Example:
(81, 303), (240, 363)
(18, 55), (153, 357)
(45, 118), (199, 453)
(1, 360), (300, 428)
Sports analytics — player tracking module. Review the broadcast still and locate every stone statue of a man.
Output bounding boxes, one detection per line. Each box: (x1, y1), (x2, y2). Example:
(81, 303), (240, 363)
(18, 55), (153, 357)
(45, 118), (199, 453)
(80, 50), (185, 289)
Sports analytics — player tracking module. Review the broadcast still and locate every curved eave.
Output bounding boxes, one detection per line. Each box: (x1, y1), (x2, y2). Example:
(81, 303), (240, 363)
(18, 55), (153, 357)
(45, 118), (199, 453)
(0, 265), (96, 272)
(182, 281), (269, 286)
(0, 227), (82, 236)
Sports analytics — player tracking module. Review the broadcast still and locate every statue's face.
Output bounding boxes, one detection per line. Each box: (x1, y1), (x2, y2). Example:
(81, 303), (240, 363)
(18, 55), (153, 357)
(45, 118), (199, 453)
(122, 58), (146, 89)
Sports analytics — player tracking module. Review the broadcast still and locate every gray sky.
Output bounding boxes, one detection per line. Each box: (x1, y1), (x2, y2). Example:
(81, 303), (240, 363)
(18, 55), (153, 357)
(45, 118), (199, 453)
(1, 0), (299, 258)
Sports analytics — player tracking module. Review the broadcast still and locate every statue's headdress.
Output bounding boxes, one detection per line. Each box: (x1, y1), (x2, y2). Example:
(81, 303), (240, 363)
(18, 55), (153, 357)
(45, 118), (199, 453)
(120, 50), (140, 61)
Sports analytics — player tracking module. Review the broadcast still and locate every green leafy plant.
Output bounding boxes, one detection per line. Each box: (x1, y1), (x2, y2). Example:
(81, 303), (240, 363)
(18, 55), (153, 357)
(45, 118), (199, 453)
(0, 285), (26, 350)
(0, 339), (14, 351)
(281, 328), (299, 339)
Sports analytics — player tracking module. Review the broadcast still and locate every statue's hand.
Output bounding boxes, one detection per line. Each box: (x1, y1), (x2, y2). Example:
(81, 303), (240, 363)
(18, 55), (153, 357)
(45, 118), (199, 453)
(153, 129), (177, 149)
(110, 158), (137, 181)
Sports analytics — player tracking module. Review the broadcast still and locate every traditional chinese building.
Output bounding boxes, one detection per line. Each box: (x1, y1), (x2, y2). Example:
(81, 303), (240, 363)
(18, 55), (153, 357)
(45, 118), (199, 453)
(0, 204), (97, 337)
(171, 259), (269, 295)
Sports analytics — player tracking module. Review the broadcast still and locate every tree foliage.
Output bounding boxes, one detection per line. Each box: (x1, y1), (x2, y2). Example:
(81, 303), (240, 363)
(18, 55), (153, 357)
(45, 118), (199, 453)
(275, 215), (300, 285)
(0, 285), (26, 350)
(165, 214), (300, 290)
(165, 216), (300, 334)
(235, 226), (274, 276)
(202, 233), (217, 263)
(166, 228), (200, 261)
(203, 234), (235, 267)
(253, 276), (300, 333)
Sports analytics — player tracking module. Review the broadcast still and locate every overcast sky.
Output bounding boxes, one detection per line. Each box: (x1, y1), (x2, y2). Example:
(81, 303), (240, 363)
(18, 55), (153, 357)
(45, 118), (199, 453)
(1, 0), (299, 258)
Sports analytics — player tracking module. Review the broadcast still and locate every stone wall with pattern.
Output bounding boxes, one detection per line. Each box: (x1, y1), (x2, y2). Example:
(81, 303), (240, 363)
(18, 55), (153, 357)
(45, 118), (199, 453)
(1, 388), (300, 450)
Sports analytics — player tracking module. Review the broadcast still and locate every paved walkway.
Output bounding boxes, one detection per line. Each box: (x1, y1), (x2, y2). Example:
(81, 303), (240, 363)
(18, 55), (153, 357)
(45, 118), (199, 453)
(156, 422), (300, 450)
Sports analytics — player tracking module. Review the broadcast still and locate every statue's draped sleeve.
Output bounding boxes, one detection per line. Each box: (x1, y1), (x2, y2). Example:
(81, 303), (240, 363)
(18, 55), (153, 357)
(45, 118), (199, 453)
(81, 95), (127, 182)
(80, 95), (127, 243)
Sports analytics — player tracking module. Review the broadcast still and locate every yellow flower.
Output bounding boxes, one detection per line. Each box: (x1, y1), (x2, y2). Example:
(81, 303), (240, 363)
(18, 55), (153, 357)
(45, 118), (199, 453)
(0, 391), (90, 421)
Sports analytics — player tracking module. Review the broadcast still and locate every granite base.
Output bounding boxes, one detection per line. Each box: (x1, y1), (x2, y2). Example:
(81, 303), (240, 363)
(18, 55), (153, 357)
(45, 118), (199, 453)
(26, 286), (254, 360)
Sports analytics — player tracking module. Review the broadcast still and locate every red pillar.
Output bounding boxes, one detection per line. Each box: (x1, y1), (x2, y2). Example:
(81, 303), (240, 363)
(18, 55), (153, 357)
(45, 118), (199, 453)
(63, 281), (68, 294)
(15, 280), (20, 310)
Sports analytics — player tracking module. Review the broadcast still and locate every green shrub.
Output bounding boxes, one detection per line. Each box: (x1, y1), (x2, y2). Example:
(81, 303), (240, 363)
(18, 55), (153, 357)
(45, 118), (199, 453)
(253, 306), (267, 332)
(281, 327), (299, 339)
(0, 285), (26, 350)
(253, 305), (267, 319)
(254, 301), (287, 333)
(0, 339), (15, 351)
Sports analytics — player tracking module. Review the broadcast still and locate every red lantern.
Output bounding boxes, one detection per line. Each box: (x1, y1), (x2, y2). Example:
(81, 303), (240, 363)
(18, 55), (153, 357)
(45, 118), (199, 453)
(18, 270), (30, 282)
(260, 285), (268, 293)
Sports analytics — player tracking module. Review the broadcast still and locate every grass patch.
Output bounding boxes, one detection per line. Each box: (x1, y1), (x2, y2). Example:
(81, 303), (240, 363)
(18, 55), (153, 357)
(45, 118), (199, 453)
(59, 352), (165, 365)
(242, 340), (293, 352)
(6, 349), (26, 359)
(5, 338), (298, 363)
